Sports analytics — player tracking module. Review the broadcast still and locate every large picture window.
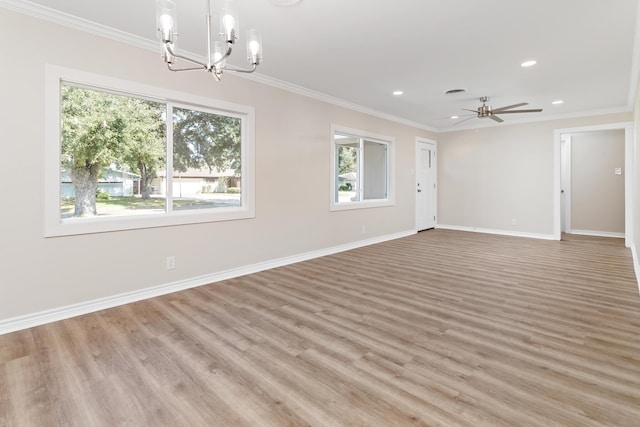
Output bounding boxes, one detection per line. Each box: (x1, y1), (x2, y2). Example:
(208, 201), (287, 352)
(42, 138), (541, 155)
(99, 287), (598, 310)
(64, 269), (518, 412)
(331, 126), (394, 210)
(46, 66), (255, 236)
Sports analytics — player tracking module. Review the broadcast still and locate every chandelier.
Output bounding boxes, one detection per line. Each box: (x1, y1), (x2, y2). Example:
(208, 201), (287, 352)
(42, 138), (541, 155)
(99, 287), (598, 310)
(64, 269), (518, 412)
(156, 0), (263, 81)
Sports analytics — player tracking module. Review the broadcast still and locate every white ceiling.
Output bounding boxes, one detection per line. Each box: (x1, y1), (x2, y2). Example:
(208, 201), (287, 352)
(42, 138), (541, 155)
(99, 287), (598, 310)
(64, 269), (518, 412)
(6, 0), (640, 130)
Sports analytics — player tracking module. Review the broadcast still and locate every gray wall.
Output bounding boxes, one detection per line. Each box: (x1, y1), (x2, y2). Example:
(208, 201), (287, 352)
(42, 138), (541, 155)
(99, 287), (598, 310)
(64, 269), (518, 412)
(0, 8), (435, 322)
(437, 114), (631, 237)
(570, 130), (625, 234)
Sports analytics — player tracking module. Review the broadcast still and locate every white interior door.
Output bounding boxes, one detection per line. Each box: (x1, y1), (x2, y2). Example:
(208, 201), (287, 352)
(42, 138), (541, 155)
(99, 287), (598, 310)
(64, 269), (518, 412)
(560, 135), (572, 233)
(416, 140), (436, 230)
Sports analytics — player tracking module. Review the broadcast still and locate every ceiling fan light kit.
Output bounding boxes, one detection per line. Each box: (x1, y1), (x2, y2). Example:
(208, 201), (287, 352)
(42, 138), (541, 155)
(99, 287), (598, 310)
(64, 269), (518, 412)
(156, 0), (263, 81)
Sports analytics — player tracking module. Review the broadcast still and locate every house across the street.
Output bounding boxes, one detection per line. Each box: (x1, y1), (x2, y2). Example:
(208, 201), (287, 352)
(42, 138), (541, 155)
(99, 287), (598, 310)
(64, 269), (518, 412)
(61, 167), (141, 197)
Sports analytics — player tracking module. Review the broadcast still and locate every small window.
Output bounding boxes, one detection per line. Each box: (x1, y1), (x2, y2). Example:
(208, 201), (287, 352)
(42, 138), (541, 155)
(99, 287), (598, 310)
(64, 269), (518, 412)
(45, 66), (255, 236)
(331, 126), (394, 210)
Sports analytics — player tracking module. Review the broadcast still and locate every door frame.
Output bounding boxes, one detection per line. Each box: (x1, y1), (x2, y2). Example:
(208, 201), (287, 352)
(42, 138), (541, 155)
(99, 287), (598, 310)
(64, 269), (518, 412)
(553, 122), (633, 246)
(415, 137), (438, 231)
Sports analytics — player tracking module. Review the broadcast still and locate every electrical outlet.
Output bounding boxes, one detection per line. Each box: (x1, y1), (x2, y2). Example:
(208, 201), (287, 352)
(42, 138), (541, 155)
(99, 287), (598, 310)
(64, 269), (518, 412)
(166, 256), (176, 270)
(511, 218), (518, 226)
(361, 224), (366, 233)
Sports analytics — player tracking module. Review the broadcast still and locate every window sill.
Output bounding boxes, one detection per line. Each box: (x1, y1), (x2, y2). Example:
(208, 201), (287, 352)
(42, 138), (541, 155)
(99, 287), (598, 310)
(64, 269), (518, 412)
(329, 199), (394, 212)
(44, 206), (255, 237)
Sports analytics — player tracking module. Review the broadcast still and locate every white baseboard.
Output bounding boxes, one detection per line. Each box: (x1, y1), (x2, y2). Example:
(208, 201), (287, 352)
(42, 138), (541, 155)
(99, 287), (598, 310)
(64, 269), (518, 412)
(0, 230), (416, 335)
(436, 224), (557, 240)
(567, 229), (626, 239)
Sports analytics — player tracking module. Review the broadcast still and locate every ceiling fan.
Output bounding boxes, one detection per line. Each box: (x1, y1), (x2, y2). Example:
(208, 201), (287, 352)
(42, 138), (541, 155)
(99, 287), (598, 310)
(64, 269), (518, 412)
(459, 96), (543, 123)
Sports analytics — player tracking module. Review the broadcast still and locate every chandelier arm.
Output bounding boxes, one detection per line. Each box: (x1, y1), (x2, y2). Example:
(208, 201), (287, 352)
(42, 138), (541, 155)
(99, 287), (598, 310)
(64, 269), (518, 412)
(164, 43), (208, 70)
(225, 64), (258, 74)
(167, 63), (207, 72)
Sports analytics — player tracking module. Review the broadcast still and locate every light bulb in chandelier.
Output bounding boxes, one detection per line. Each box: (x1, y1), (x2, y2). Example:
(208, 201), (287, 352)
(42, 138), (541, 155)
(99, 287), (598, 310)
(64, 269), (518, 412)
(212, 42), (228, 70)
(249, 41), (260, 55)
(159, 14), (173, 31)
(219, 0), (238, 43)
(221, 14), (237, 43)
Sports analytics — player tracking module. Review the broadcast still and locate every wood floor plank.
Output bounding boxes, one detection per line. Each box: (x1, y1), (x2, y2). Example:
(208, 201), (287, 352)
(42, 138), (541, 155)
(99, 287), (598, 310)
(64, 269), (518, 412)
(2, 230), (640, 426)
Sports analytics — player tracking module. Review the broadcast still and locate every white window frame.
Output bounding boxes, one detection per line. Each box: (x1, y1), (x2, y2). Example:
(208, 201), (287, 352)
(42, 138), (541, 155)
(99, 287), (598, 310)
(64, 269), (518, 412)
(44, 65), (255, 237)
(330, 125), (394, 211)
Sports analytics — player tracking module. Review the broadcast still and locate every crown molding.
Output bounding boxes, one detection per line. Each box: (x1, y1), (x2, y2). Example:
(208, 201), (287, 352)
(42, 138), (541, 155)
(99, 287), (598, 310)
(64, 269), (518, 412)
(437, 106), (633, 133)
(238, 71), (439, 132)
(0, 0), (158, 52)
(0, 0), (632, 135)
(0, 0), (438, 134)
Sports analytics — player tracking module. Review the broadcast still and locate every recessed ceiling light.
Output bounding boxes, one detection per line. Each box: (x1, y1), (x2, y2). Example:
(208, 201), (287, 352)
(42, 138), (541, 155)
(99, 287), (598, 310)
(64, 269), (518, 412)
(393, 90), (404, 96)
(521, 60), (537, 67)
(552, 100), (564, 105)
(450, 115), (459, 119)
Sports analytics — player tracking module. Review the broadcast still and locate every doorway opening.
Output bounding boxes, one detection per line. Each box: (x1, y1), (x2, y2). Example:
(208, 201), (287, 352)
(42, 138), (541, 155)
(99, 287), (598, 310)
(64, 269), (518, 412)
(554, 122), (632, 247)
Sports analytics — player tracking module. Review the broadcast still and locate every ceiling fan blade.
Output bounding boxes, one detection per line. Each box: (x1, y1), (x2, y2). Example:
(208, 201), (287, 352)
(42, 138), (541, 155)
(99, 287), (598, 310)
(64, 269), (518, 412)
(489, 115), (504, 123)
(492, 102), (528, 112)
(439, 113), (475, 119)
(452, 116), (478, 126)
(462, 108), (479, 113)
(496, 109), (543, 114)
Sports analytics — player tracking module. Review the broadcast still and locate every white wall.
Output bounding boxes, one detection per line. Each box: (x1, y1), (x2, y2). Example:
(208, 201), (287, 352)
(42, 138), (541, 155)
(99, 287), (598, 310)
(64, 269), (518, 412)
(0, 9), (436, 323)
(437, 114), (631, 237)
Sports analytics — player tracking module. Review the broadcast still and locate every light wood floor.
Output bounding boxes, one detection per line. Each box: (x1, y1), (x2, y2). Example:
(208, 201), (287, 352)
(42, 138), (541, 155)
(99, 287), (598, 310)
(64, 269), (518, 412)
(2, 230), (640, 426)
